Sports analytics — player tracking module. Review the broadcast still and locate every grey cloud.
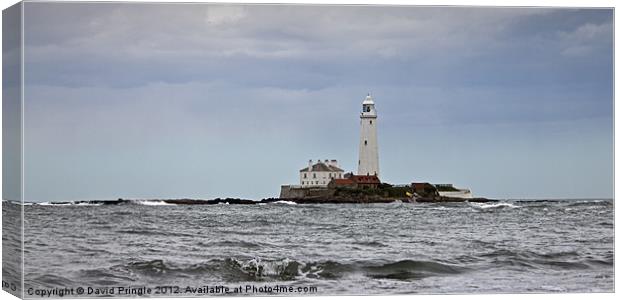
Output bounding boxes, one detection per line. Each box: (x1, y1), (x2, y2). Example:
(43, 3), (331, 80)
(22, 4), (612, 92)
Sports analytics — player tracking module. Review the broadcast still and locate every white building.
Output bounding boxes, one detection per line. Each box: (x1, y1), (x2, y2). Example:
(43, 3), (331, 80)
(358, 93), (380, 177)
(300, 159), (344, 187)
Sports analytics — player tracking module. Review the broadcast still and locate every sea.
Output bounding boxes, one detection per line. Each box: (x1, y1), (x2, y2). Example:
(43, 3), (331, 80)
(2, 199), (614, 297)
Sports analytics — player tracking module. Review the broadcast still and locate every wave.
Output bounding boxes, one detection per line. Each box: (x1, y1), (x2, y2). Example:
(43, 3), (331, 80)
(74, 202), (103, 206)
(1, 200), (35, 206)
(270, 200), (297, 205)
(211, 240), (263, 248)
(38, 202), (73, 206)
(2, 200), (27, 206)
(104, 257), (465, 283)
(479, 249), (612, 270)
(116, 229), (165, 236)
(32, 200), (176, 206)
(469, 202), (520, 210)
(33, 201), (102, 206)
(424, 205), (450, 211)
(29, 274), (77, 287)
(353, 241), (388, 247)
(565, 199), (613, 208)
(109, 258), (299, 281)
(25, 198), (262, 206)
(363, 259), (465, 280)
(134, 200), (176, 206)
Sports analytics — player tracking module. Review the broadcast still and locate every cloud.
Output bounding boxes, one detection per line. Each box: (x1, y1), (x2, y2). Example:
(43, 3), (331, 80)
(205, 4), (247, 25)
(559, 22), (612, 57)
(22, 4), (612, 92)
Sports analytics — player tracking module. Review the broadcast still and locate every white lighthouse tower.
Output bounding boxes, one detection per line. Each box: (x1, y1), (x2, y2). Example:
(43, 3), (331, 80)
(358, 93), (379, 177)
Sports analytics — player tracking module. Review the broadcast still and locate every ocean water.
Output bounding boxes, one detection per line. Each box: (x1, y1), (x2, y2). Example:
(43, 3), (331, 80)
(2, 199), (614, 297)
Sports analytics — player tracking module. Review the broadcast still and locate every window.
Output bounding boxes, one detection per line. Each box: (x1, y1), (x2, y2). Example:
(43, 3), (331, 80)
(370, 120), (372, 125)
(313, 173), (316, 178)
(304, 173), (307, 178)
(364, 140), (368, 145)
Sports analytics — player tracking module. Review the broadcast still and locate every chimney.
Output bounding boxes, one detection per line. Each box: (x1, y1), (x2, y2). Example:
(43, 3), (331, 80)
(318, 159), (322, 164)
(308, 159), (313, 170)
(331, 159), (338, 167)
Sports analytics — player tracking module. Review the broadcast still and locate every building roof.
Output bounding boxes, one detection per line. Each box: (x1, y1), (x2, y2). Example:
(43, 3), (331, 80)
(350, 175), (381, 184)
(300, 162), (344, 172)
(362, 93), (374, 105)
(329, 178), (355, 186)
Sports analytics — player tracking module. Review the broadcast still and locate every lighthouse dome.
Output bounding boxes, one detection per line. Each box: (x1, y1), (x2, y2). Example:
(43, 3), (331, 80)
(362, 93), (374, 105)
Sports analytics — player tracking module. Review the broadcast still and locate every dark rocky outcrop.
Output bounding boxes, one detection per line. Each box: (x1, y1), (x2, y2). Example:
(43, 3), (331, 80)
(42, 195), (497, 206)
(262, 196), (398, 204)
(274, 184), (497, 204)
(162, 198), (256, 205)
(264, 195), (496, 204)
(415, 196), (496, 203)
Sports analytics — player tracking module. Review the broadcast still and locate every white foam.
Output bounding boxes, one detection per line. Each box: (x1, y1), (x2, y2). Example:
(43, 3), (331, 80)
(469, 202), (520, 209)
(272, 200), (297, 205)
(135, 200), (176, 206)
(75, 202), (103, 206)
(38, 202), (72, 206)
(236, 257), (295, 277)
(428, 206), (450, 210)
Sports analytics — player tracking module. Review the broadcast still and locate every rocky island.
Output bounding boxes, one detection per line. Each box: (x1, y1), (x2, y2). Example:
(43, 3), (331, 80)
(34, 183), (496, 207)
(277, 181), (495, 204)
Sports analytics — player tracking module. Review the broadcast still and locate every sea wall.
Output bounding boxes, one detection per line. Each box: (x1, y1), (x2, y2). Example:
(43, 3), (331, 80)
(280, 185), (335, 198)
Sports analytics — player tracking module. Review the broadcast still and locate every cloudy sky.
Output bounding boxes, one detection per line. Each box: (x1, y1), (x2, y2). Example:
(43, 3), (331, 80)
(18, 2), (612, 201)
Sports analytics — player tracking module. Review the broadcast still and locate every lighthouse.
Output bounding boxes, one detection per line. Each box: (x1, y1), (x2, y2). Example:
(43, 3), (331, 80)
(358, 93), (379, 178)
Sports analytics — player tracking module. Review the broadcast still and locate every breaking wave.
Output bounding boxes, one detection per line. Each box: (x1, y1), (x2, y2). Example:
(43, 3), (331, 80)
(134, 200), (176, 206)
(469, 202), (520, 210)
(74, 202), (103, 206)
(30, 200), (176, 206)
(38, 202), (73, 206)
(78, 257), (467, 284)
(270, 200), (297, 205)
